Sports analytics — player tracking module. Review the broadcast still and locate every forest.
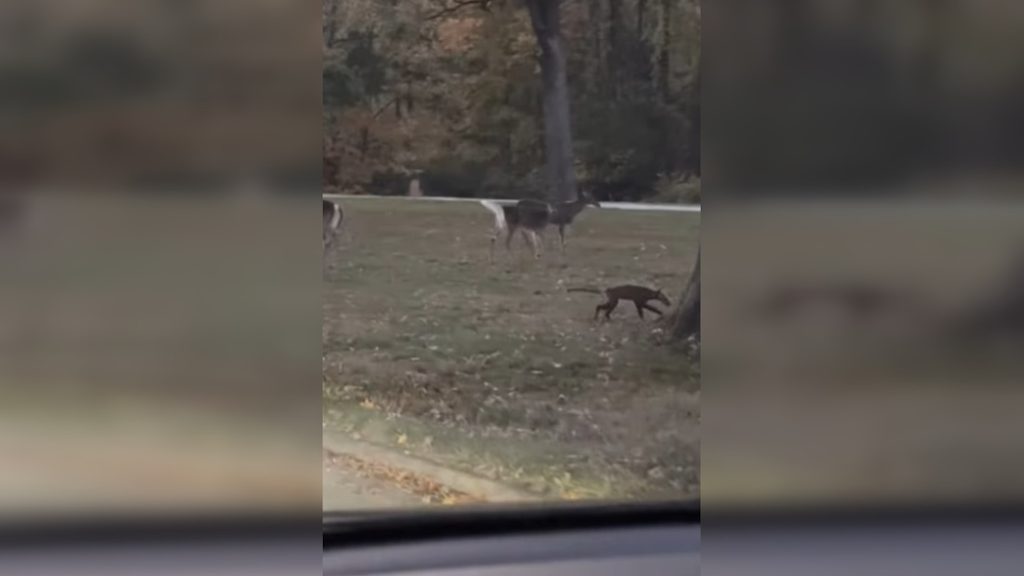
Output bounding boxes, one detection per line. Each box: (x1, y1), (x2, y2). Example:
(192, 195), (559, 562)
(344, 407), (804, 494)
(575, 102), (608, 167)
(323, 0), (701, 202)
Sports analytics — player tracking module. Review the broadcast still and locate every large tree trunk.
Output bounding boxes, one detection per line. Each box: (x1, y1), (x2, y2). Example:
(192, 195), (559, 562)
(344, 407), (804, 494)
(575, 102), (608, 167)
(637, 0), (648, 36)
(657, 0), (673, 102)
(524, 0), (579, 203)
(607, 0), (620, 101)
(672, 251), (700, 341)
(323, 0), (339, 49)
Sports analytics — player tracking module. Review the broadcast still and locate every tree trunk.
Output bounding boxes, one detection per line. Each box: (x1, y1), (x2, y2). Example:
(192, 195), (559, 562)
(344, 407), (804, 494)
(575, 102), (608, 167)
(607, 0), (620, 101)
(588, 0), (604, 94)
(323, 0), (339, 49)
(658, 0), (673, 102)
(672, 251), (700, 341)
(524, 0), (579, 203)
(637, 0), (647, 37)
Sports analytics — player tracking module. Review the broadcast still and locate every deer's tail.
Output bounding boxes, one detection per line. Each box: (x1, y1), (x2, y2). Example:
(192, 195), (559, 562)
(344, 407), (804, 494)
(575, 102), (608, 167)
(330, 203), (342, 230)
(567, 287), (604, 295)
(480, 200), (507, 233)
(323, 199), (342, 248)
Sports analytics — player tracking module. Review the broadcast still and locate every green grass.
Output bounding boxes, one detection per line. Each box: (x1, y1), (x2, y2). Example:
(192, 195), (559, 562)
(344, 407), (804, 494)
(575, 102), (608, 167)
(323, 198), (700, 500)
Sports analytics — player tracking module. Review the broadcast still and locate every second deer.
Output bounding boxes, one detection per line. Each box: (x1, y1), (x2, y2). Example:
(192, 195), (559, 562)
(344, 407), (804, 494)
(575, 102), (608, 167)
(480, 192), (600, 259)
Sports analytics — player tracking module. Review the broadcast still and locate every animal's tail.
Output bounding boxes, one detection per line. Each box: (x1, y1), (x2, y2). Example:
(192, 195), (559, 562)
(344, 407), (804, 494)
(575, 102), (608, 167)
(480, 200), (507, 233)
(330, 203), (342, 229)
(567, 287), (604, 295)
(323, 199), (342, 248)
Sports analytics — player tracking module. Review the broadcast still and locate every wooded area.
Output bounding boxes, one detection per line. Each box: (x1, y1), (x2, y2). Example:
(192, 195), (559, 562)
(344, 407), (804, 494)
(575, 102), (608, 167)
(323, 0), (701, 202)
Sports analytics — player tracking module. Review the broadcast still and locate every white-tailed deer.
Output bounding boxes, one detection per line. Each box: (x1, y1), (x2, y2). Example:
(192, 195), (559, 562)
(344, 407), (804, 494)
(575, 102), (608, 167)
(323, 199), (343, 249)
(480, 192), (600, 258)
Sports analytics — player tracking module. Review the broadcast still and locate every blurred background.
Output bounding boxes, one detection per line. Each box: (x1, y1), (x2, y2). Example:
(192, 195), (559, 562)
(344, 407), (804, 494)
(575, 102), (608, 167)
(0, 0), (320, 189)
(707, 0), (1024, 195)
(704, 0), (1024, 511)
(0, 0), (322, 518)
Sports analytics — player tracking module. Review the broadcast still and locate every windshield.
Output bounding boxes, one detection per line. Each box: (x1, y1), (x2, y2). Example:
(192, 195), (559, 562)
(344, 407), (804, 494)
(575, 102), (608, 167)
(322, 0), (701, 510)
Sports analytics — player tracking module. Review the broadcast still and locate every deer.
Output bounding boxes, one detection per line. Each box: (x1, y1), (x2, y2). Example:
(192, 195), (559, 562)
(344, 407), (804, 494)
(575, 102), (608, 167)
(323, 199), (343, 250)
(480, 191), (600, 259)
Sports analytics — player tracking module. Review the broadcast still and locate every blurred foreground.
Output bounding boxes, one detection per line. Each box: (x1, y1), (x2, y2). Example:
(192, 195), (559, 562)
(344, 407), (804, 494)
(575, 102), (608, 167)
(706, 0), (1024, 513)
(0, 0), (321, 523)
(0, 192), (321, 518)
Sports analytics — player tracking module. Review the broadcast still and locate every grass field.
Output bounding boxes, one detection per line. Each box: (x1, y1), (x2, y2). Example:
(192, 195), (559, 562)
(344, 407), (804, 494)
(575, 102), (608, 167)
(322, 198), (700, 500)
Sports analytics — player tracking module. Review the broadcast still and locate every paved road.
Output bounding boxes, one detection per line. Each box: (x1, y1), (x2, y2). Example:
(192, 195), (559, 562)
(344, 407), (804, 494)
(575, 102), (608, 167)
(323, 193), (701, 213)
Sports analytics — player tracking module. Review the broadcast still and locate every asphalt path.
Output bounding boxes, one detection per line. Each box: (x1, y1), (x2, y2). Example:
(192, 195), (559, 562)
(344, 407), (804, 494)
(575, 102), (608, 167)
(323, 194), (700, 213)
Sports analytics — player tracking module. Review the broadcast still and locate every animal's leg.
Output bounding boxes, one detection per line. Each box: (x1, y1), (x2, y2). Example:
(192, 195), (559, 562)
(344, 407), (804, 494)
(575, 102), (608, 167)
(603, 299), (619, 320)
(643, 303), (665, 317)
(635, 302), (646, 319)
(594, 304), (603, 321)
(558, 225), (566, 252)
(527, 230), (542, 259)
(520, 229), (532, 250)
(506, 225), (517, 251)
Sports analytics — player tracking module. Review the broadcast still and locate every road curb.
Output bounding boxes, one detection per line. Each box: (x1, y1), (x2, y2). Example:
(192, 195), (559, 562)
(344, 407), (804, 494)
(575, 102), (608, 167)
(323, 430), (541, 504)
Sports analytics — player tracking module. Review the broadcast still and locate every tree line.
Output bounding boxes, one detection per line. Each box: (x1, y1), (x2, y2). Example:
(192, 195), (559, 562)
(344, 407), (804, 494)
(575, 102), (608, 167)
(323, 0), (701, 203)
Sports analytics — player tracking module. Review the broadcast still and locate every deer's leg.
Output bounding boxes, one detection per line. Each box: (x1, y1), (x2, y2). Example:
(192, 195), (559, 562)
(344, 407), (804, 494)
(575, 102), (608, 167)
(524, 230), (540, 259)
(490, 221), (506, 260)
